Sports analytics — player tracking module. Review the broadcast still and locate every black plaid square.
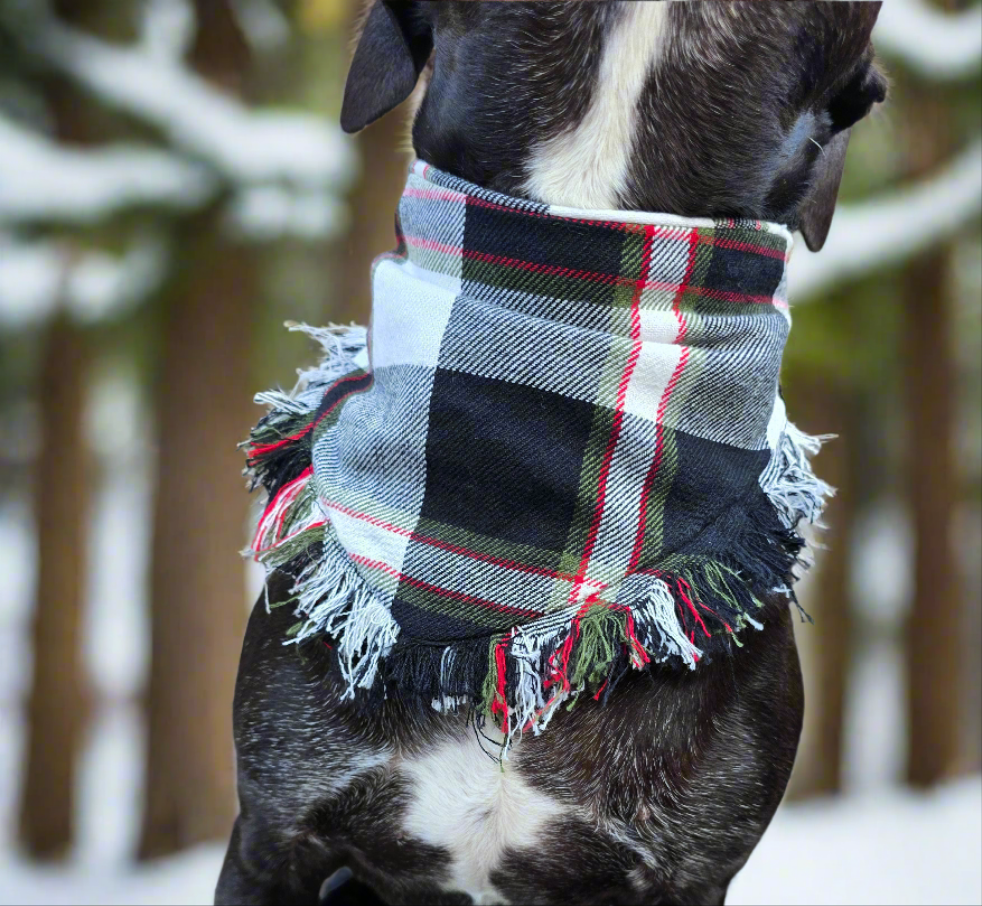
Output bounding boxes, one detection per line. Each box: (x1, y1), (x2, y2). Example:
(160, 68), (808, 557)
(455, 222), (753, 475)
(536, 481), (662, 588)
(416, 368), (595, 551)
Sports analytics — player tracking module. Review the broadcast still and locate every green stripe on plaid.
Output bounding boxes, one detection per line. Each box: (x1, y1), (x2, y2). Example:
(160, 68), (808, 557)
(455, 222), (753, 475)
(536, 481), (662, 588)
(556, 225), (649, 590)
(410, 517), (570, 575)
(462, 255), (630, 309)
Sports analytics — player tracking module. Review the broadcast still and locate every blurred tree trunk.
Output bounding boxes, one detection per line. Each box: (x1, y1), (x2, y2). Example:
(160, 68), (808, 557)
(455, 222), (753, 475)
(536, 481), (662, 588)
(17, 0), (104, 854)
(138, 0), (252, 859)
(788, 378), (857, 798)
(334, 104), (411, 323)
(901, 68), (961, 788)
(18, 312), (90, 858)
(903, 247), (960, 787)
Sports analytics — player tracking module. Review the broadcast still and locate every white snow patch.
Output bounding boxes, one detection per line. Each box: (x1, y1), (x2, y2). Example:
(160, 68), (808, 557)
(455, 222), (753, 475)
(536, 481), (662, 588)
(225, 185), (347, 242)
(0, 842), (224, 906)
(74, 706), (145, 868)
(0, 233), (170, 338)
(0, 117), (213, 226)
(82, 369), (154, 701)
(27, 17), (355, 191)
(842, 638), (908, 792)
(139, 0), (195, 61)
(0, 495), (36, 708)
(730, 776), (982, 906)
(229, 0), (292, 53)
(875, 0), (982, 81)
(850, 500), (914, 626)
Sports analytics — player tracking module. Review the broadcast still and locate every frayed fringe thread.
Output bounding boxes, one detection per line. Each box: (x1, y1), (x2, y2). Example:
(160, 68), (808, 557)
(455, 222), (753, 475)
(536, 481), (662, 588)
(289, 542), (400, 696)
(246, 504), (793, 758)
(243, 328), (832, 756)
(244, 323), (368, 501)
(246, 463), (401, 696)
(762, 421), (835, 532)
(251, 323), (367, 423)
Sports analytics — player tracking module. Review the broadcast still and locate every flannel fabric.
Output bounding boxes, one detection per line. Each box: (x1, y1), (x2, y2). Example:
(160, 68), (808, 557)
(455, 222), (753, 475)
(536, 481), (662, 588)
(246, 161), (830, 744)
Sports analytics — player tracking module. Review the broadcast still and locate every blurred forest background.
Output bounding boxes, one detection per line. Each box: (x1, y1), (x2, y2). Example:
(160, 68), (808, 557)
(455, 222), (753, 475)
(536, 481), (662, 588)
(0, 1), (979, 904)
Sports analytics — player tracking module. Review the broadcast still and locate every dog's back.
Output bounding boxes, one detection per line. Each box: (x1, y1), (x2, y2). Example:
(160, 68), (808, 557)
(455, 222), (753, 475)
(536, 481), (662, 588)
(218, 5), (886, 904)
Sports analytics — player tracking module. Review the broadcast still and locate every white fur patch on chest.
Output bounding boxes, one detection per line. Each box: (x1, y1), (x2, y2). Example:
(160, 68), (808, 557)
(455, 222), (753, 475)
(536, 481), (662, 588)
(523, 1), (669, 209)
(399, 732), (568, 905)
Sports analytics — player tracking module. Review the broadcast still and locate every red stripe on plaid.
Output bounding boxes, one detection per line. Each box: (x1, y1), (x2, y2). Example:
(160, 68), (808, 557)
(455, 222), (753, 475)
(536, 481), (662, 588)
(567, 224), (657, 605)
(322, 498), (606, 589)
(349, 554), (544, 619)
(628, 229), (699, 571)
(403, 234), (628, 286)
(466, 193), (646, 234)
(627, 346), (691, 572)
(400, 235), (787, 308)
(701, 234), (787, 261)
(252, 465), (314, 554)
(407, 532), (608, 589)
(402, 187), (467, 204)
(322, 498), (413, 537)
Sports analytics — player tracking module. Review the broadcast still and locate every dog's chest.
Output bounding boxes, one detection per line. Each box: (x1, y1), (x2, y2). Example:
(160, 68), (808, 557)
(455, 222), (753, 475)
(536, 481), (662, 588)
(397, 732), (570, 905)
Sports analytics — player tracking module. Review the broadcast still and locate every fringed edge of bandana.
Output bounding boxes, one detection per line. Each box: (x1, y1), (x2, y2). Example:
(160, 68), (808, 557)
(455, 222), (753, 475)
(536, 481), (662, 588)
(244, 326), (833, 754)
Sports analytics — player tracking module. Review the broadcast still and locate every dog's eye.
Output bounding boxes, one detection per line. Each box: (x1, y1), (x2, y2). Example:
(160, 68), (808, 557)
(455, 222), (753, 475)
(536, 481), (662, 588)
(827, 64), (888, 134)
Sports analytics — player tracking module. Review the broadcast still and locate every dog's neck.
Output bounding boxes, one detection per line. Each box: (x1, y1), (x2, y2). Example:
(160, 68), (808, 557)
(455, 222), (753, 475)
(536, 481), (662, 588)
(247, 163), (830, 750)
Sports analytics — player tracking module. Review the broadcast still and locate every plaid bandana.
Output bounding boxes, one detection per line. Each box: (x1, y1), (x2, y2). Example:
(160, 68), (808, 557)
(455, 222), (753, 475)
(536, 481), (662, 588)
(246, 161), (830, 744)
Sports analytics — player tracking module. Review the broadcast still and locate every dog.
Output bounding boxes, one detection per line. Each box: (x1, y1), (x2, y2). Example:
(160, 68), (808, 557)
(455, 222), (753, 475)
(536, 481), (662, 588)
(216, 3), (886, 904)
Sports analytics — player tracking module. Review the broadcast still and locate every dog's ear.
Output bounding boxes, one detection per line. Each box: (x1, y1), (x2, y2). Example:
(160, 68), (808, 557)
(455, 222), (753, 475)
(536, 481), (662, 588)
(798, 61), (887, 252)
(798, 128), (851, 253)
(341, 1), (433, 134)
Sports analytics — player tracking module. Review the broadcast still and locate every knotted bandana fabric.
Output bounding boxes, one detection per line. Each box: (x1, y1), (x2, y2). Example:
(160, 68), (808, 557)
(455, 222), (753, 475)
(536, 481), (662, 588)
(246, 161), (830, 744)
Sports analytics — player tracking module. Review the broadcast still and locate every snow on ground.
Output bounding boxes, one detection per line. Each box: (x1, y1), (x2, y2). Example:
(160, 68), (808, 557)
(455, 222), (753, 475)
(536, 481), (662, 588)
(0, 373), (980, 905)
(0, 843), (225, 906)
(730, 775), (982, 906)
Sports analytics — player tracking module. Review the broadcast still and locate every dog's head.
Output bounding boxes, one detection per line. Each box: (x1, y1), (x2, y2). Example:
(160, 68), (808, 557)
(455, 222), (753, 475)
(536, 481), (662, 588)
(341, 1), (886, 251)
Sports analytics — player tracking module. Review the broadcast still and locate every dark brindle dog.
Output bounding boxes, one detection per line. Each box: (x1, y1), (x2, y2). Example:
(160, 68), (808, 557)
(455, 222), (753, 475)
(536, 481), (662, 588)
(216, 3), (886, 904)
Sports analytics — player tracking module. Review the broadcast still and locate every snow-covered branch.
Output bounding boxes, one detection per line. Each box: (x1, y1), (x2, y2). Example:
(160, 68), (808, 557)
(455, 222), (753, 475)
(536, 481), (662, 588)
(229, 0), (292, 54)
(0, 232), (170, 328)
(226, 185), (348, 241)
(139, 0), (196, 61)
(874, 0), (982, 81)
(789, 139), (982, 300)
(26, 16), (355, 191)
(0, 116), (214, 225)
